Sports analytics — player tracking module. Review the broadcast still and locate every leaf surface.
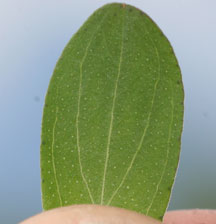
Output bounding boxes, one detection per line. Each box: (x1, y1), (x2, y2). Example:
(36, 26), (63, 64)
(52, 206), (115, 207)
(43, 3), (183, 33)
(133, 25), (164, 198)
(41, 3), (184, 220)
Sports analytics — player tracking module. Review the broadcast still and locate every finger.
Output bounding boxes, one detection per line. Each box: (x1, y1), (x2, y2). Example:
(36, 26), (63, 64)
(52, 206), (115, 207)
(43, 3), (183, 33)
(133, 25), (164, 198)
(163, 209), (216, 224)
(20, 204), (161, 224)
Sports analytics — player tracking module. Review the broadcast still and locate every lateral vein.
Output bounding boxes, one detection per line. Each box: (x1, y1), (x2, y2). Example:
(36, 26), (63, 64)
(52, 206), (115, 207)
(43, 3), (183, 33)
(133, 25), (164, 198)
(51, 106), (63, 206)
(107, 22), (161, 206)
(146, 80), (174, 215)
(76, 12), (109, 204)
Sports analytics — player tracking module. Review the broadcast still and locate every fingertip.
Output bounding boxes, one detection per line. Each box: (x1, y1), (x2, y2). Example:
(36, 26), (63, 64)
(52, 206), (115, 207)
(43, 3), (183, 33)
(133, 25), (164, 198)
(21, 204), (161, 224)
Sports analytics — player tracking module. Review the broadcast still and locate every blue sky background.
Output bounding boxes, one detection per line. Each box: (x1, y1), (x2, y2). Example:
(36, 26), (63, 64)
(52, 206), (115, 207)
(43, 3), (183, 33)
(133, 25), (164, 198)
(0, 0), (215, 223)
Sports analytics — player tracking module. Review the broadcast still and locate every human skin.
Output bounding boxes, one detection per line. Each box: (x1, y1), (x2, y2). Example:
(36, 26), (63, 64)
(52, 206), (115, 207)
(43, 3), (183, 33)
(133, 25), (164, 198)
(20, 205), (216, 224)
(163, 209), (216, 224)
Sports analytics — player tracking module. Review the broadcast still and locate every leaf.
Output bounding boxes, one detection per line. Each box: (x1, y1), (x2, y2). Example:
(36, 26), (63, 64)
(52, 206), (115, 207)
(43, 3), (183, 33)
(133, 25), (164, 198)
(41, 3), (184, 220)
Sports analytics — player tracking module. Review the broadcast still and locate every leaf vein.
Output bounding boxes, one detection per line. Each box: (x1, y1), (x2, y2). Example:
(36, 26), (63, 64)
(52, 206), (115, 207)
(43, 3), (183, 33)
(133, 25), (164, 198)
(76, 12), (109, 204)
(51, 106), (63, 206)
(100, 10), (126, 205)
(107, 22), (161, 205)
(146, 80), (174, 215)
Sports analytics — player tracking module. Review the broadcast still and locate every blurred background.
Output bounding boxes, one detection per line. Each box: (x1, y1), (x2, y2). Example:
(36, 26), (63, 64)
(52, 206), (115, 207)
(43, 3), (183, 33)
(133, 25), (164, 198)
(0, 0), (215, 223)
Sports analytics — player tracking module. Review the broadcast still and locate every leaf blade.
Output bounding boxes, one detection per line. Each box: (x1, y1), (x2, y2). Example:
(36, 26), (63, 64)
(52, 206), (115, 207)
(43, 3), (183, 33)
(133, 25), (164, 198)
(41, 3), (184, 220)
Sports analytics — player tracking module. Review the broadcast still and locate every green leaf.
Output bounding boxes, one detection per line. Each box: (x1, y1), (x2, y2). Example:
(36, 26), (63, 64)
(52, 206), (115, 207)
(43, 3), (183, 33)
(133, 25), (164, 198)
(41, 3), (184, 220)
